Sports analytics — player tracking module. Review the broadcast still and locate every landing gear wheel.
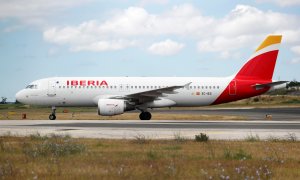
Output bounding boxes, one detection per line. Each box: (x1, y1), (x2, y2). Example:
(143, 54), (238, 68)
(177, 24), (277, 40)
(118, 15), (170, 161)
(49, 114), (56, 120)
(139, 112), (152, 120)
(49, 106), (56, 120)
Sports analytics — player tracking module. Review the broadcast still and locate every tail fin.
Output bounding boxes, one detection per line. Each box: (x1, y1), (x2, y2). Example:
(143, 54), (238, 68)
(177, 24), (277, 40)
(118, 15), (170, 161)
(235, 35), (282, 81)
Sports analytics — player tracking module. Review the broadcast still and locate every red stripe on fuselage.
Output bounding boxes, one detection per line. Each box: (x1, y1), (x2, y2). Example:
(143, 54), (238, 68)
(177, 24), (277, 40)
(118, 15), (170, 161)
(212, 79), (270, 105)
(212, 50), (278, 105)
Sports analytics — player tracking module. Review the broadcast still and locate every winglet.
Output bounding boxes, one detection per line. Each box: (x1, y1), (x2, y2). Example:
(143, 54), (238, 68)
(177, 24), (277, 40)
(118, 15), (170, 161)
(183, 82), (192, 88)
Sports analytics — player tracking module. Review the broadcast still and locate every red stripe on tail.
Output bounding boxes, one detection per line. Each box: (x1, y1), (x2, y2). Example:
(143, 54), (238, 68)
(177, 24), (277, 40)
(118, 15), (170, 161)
(235, 50), (278, 81)
(212, 50), (279, 105)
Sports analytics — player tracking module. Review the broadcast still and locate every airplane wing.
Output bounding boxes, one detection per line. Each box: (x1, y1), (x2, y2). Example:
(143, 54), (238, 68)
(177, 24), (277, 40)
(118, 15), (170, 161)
(252, 81), (288, 90)
(111, 82), (191, 104)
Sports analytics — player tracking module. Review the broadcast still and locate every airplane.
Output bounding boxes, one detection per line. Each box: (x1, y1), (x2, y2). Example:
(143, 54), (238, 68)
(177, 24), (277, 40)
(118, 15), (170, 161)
(15, 35), (288, 120)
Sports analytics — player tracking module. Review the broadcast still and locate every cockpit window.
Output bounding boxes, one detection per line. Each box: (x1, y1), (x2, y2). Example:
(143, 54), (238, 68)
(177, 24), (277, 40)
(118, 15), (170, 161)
(26, 85), (38, 89)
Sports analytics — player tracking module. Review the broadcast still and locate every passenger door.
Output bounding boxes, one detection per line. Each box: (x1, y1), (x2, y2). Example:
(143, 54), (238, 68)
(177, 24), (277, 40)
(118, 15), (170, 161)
(47, 80), (57, 96)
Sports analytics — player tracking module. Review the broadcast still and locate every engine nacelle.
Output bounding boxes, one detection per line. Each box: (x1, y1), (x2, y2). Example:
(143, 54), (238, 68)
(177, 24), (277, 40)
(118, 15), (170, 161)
(98, 99), (134, 116)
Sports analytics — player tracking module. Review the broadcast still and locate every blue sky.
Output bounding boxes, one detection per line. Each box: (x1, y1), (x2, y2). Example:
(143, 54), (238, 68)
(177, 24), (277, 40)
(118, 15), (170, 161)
(1, 0), (300, 101)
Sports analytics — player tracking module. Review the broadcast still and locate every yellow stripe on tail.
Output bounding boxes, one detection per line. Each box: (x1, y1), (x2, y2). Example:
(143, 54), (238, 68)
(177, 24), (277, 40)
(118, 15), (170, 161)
(255, 35), (282, 52)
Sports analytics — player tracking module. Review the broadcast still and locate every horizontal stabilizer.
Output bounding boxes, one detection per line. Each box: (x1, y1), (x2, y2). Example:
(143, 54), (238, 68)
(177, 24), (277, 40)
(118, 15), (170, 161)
(252, 81), (288, 90)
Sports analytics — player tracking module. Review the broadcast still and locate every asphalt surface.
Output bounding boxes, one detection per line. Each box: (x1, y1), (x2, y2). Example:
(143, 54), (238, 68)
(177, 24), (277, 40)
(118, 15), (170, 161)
(29, 121), (300, 129)
(0, 107), (299, 140)
(152, 107), (300, 120)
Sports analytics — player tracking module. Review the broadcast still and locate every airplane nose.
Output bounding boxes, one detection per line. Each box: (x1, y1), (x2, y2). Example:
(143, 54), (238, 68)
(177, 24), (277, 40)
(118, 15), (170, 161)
(15, 90), (25, 103)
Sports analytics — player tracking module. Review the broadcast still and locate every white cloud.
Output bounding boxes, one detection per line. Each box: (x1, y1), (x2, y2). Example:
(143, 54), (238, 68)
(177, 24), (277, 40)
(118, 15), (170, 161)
(0, 0), (90, 26)
(197, 5), (300, 57)
(148, 39), (185, 56)
(197, 35), (253, 52)
(291, 58), (300, 64)
(291, 46), (300, 55)
(257, 0), (300, 7)
(43, 4), (209, 52)
(139, 0), (169, 6)
(290, 46), (300, 64)
(71, 39), (137, 52)
(43, 4), (300, 58)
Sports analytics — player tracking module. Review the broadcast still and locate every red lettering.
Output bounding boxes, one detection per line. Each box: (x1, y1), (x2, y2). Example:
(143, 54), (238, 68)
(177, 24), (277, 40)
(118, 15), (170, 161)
(100, 80), (108, 86)
(67, 80), (108, 86)
(80, 80), (86, 86)
(88, 80), (95, 86)
(71, 80), (78, 86)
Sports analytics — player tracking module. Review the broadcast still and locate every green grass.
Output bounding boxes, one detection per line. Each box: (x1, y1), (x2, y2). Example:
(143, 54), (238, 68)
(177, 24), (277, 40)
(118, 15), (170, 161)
(0, 134), (299, 179)
(283, 99), (300, 104)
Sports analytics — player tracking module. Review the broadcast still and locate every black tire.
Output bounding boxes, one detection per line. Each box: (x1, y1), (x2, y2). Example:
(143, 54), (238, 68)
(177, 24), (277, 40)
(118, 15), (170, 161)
(49, 114), (56, 120)
(139, 112), (152, 120)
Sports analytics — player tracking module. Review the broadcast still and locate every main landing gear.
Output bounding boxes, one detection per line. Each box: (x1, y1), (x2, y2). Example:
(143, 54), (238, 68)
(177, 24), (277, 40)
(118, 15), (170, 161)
(49, 106), (56, 120)
(139, 111), (152, 120)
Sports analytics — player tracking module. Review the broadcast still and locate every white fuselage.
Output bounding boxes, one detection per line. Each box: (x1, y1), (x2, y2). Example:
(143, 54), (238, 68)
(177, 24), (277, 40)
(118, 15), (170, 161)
(16, 77), (232, 107)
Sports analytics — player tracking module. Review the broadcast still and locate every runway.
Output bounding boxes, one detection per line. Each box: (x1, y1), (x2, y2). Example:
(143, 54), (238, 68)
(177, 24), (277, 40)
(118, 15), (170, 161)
(1, 120), (299, 140)
(153, 107), (300, 120)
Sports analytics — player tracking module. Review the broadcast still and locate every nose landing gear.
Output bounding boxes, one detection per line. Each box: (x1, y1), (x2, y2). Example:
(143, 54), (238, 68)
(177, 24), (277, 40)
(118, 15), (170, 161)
(49, 106), (56, 120)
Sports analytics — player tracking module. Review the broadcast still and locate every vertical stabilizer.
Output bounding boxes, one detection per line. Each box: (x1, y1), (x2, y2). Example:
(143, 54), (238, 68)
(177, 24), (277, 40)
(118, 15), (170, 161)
(235, 35), (282, 81)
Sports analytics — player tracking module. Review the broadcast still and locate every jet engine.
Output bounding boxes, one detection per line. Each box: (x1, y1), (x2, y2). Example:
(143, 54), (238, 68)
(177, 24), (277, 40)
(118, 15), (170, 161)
(98, 99), (135, 116)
